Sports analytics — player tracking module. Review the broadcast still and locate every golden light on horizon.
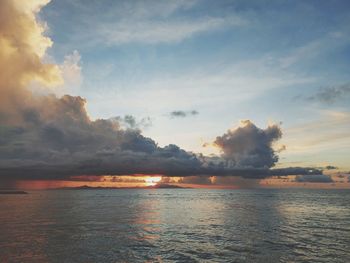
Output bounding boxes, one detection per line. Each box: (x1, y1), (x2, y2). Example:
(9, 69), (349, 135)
(144, 176), (162, 186)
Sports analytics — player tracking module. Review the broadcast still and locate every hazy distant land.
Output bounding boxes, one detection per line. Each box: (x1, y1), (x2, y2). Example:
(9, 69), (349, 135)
(0, 190), (28, 194)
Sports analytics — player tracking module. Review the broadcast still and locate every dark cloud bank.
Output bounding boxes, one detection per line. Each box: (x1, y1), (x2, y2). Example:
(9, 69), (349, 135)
(295, 174), (334, 183)
(0, 0), (322, 182)
(0, 97), (321, 180)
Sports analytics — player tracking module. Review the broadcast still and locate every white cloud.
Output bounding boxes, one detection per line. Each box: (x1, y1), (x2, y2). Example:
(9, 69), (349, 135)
(58, 50), (82, 95)
(279, 30), (350, 68)
(85, 56), (315, 115)
(275, 110), (350, 170)
(99, 16), (245, 45)
(28, 50), (82, 96)
(281, 111), (350, 154)
(62, 0), (245, 46)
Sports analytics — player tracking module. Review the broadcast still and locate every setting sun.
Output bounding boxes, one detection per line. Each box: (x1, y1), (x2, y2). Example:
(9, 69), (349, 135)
(1, 0), (350, 262)
(145, 176), (162, 186)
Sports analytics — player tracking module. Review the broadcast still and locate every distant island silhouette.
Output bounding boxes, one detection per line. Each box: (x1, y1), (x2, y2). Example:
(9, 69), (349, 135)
(0, 190), (28, 194)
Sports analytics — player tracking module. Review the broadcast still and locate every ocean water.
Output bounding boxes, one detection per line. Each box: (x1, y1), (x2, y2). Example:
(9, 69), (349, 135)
(0, 189), (349, 263)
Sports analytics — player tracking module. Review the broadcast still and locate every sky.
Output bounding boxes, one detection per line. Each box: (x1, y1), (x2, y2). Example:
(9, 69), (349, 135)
(0, 0), (350, 189)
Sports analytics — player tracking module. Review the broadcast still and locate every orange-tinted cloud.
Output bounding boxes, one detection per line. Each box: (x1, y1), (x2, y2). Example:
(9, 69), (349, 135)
(0, 0), (62, 126)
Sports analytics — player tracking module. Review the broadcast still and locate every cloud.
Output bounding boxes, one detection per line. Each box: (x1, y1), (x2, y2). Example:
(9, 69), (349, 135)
(294, 174), (334, 183)
(176, 175), (260, 188)
(55, 0), (245, 46)
(0, 0), (62, 124)
(0, 99), (204, 179)
(59, 50), (82, 95)
(213, 120), (282, 168)
(28, 49), (82, 97)
(169, 110), (198, 118)
(110, 176), (146, 183)
(178, 176), (212, 185)
(282, 111), (350, 154)
(0, 0), (322, 182)
(212, 176), (260, 188)
(0, 97), (321, 179)
(306, 83), (350, 104)
(100, 16), (243, 45)
(158, 175), (261, 188)
(279, 30), (350, 69)
(111, 115), (152, 130)
(276, 145), (286, 153)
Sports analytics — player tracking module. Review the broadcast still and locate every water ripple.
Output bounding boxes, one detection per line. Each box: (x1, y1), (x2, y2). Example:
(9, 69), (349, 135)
(0, 189), (350, 262)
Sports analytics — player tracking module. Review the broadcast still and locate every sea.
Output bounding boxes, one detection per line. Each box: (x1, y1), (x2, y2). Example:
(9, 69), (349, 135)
(0, 189), (349, 262)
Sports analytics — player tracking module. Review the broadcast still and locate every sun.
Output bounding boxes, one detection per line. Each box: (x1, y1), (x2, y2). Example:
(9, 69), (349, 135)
(145, 176), (162, 186)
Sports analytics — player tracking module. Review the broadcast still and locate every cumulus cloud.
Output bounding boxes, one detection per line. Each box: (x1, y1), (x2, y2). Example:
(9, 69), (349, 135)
(295, 174), (334, 183)
(0, 92), (204, 179)
(213, 120), (282, 168)
(0, 0), (323, 182)
(111, 115), (152, 130)
(169, 110), (198, 118)
(307, 83), (350, 103)
(0, 0), (62, 125)
(59, 50), (82, 95)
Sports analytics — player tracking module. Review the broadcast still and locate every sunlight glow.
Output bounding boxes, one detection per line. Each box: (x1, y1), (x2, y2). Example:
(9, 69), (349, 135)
(145, 176), (162, 186)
